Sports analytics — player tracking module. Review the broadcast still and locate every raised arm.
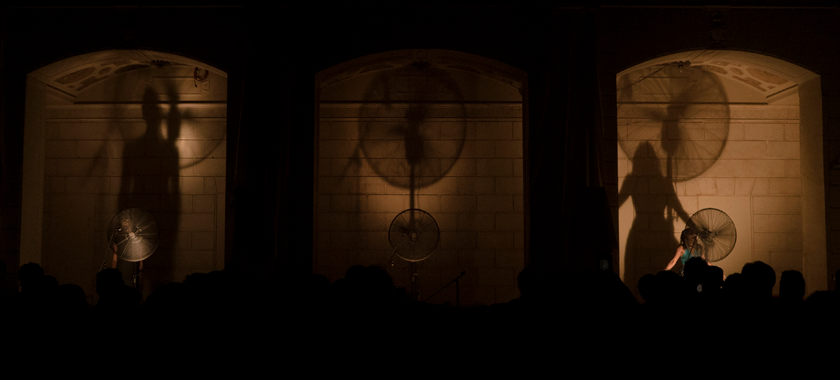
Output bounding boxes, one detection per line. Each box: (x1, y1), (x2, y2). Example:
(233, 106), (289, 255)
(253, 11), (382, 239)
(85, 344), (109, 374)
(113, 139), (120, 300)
(670, 196), (691, 224)
(666, 245), (684, 271)
(618, 177), (633, 209)
(110, 242), (118, 268)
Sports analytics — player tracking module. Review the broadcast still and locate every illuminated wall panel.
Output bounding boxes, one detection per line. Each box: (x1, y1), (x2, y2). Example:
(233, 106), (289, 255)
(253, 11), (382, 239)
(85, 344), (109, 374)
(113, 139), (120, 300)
(24, 51), (227, 301)
(316, 50), (525, 306)
(616, 51), (822, 297)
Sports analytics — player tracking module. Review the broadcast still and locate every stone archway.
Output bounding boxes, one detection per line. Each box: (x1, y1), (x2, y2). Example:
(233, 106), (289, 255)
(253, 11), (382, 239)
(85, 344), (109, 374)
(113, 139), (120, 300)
(616, 50), (824, 297)
(22, 50), (228, 300)
(314, 50), (527, 306)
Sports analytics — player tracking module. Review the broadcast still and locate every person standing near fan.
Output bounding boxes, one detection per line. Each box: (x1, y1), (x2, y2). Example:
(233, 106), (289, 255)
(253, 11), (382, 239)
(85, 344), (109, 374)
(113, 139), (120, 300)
(110, 217), (143, 288)
(665, 228), (704, 275)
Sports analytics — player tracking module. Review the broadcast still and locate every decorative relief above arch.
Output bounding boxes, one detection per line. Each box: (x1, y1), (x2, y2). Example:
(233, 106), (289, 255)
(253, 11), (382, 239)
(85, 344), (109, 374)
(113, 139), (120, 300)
(317, 49), (525, 92)
(30, 50), (226, 101)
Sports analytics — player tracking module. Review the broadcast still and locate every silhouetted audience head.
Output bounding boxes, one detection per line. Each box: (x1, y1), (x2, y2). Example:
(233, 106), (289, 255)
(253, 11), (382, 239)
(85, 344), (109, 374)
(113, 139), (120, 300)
(780, 270), (805, 303)
(684, 256), (708, 287)
(18, 262), (45, 292)
(96, 268), (125, 296)
(741, 261), (776, 299)
(704, 265), (724, 294)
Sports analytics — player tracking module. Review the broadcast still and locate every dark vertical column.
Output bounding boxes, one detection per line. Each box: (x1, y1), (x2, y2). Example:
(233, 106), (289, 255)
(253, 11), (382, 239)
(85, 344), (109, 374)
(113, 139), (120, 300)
(526, 8), (611, 274)
(280, 20), (315, 277)
(228, 7), (314, 284)
(0, 7), (25, 295)
(229, 7), (280, 282)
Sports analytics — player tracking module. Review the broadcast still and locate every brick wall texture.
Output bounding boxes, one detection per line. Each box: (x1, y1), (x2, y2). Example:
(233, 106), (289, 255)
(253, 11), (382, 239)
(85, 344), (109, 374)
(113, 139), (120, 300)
(317, 100), (524, 306)
(618, 100), (802, 292)
(42, 103), (226, 297)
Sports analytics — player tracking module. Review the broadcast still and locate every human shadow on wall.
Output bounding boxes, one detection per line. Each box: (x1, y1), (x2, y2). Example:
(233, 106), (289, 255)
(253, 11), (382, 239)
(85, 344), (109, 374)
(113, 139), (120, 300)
(118, 85), (180, 297)
(618, 142), (689, 300)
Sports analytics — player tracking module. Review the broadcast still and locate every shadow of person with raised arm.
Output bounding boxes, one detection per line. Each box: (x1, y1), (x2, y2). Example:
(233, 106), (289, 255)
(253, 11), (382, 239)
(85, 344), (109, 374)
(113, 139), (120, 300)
(619, 142), (690, 301)
(117, 84), (180, 299)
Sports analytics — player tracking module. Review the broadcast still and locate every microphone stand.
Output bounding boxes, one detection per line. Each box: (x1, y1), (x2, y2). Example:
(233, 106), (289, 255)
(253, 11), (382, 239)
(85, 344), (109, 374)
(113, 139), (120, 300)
(423, 271), (466, 307)
(100, 228), (121, 271)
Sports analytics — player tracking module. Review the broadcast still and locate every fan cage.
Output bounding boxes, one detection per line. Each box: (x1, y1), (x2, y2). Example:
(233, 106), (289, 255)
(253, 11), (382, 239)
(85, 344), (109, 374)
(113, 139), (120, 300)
(686, 208), (736, 263)
(106, 208), (160, 262)
(388, 208), (440, 263)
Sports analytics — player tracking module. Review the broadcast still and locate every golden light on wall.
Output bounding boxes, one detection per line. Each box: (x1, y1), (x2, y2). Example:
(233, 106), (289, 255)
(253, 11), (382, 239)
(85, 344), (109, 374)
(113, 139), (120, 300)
(22, 50), (228, 299)
(316, 50), (526, 306)
(616, 50), (825, 297)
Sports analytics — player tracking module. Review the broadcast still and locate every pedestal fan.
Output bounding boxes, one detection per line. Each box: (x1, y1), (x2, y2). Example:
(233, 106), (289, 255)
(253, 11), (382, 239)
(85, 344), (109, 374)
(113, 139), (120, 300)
(686, 208), (736, 262)
(101, 208), (160, 287)
(388, 208), (439, 301)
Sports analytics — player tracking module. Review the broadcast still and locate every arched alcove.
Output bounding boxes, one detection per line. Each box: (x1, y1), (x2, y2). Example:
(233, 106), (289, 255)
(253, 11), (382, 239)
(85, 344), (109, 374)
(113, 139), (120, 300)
(315, 50), (526, 306)
(616, 50), (825, 297)
(22, 50), (228, 300)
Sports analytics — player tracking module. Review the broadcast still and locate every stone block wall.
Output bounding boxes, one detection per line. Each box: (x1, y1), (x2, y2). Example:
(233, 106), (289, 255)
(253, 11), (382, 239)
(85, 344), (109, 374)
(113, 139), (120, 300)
(316, 104), (524, 306)
(38, 99), (226, 300)
(618, 101), (802, 295)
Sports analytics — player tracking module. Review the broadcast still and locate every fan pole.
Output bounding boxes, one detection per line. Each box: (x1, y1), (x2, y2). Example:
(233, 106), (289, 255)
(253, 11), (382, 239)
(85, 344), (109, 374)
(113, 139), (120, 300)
(411, 262), (419, 302)
(423, 271), (465, 306)
(132, 261), (142, 289)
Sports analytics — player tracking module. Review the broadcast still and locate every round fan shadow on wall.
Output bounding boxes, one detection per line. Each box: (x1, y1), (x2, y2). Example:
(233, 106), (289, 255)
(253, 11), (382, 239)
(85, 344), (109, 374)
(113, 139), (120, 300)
(358, 65), (467, 189)
(617, 65), (730, 182)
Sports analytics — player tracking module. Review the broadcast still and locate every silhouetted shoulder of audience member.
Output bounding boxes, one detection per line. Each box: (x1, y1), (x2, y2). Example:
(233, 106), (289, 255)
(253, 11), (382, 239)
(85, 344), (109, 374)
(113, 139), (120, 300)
(41, 275), (59, 298)
(804, 290), (840, 315)
(705, 266), (724, 293)
(57, 283), (90, 317)
(683, 257), (708, 288)
(144, 281), (187, 317)
(359, 265), (395, 303)
(593, 270), (639, 311)
(95, 268), (140, 317)
(638, 273), (656, 304)
(334, 265), (397, 315)
(345, 264), (366, 279)
(654, 270), (687, 307)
